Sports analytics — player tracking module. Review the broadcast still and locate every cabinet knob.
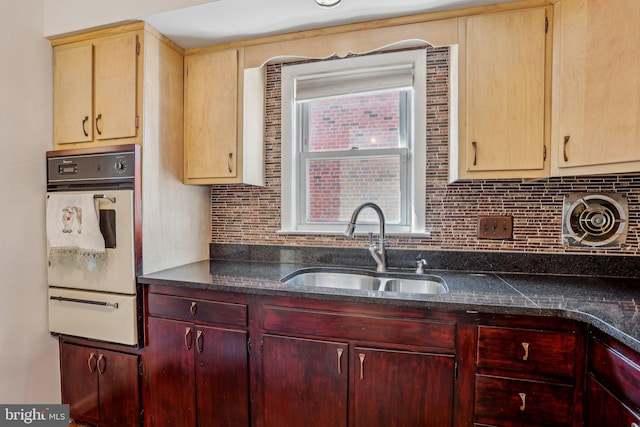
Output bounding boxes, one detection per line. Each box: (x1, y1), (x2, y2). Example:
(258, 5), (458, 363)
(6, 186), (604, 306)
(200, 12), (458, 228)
(522, 342), (530, 361)
(189, 301), (198, 316)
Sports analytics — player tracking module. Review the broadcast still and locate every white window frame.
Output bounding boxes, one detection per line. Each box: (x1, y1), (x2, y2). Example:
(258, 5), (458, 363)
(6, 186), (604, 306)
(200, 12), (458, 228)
(280, 49), (427, 236)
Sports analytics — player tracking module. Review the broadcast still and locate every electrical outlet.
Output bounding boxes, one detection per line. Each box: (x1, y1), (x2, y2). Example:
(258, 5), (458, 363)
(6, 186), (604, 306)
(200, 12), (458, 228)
(478, 215), (513, 240)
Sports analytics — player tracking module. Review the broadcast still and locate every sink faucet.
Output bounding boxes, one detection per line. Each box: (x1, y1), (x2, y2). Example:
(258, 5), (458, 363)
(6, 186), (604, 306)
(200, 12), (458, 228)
(345, 202), (387, 272)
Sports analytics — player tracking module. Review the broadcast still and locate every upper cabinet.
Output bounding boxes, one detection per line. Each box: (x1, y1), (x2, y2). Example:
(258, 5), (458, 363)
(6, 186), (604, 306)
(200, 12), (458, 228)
(454, 7), (551, 180)
(552, 0), (640, 176)
(53, 31), (140, 148)
(184, 48), (264, 185)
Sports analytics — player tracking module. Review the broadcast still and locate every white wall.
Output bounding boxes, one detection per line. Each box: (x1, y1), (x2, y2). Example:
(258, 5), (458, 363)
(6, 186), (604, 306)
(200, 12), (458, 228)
(0, 0), (60, 403)
(43, 0), (213, 37)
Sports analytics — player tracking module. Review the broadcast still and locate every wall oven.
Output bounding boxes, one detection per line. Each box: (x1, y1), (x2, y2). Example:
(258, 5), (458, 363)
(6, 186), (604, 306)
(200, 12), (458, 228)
(46, 145), (141, 346)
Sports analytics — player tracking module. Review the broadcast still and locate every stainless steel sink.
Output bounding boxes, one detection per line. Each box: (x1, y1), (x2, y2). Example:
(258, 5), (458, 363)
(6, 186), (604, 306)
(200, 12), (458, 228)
(283, 270), (380, 290)
(383, 278), (448, 294)
(281, 268), (448, 295)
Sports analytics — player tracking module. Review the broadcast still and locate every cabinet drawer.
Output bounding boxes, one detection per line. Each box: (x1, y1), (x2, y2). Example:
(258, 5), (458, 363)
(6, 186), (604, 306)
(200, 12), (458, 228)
(148, 293), (247, 327)
(262, 305), (456, 349)
(477, 326), (576, 378)
(589, 337), (640, 410)
(475, 375), (573, 426)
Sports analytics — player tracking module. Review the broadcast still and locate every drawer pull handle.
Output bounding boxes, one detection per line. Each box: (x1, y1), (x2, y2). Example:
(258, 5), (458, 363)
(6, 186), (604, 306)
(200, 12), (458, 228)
(184, 327), (192, 351)
(522, 342), (530, 361)
(359, 353), (366, 380)
(196, 330), (203, 353)
(87, 352), (97, 373)
(519, 392), (526, 412)
(190, 301), (198, 316)
(337, 348), (343, 375)
(631, 423), (639, 427)
(227, 153), (233, 173)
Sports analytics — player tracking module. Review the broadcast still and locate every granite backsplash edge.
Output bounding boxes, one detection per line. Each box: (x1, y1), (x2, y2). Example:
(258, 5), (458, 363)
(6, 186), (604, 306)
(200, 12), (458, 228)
(210, 243), (640, 279)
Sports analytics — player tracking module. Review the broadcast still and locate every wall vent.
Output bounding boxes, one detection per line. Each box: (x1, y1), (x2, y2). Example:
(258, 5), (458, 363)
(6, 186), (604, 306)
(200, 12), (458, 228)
(562, 193), (628, 248)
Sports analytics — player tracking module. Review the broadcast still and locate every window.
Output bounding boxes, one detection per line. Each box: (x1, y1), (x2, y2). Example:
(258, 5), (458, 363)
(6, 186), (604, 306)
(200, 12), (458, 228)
(281, 49), (427, 235)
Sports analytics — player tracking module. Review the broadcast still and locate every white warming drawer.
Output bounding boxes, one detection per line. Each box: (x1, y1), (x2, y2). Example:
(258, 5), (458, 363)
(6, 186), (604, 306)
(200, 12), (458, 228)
(48, 287), (138, 346)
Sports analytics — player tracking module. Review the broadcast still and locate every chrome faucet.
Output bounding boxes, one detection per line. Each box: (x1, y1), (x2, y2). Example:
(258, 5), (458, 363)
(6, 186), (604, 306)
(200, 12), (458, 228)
(345, 202), (387, 272)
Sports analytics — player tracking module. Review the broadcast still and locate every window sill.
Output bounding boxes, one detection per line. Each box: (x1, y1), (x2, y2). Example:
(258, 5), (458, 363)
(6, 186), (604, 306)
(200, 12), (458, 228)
(276, 229), (432, 238)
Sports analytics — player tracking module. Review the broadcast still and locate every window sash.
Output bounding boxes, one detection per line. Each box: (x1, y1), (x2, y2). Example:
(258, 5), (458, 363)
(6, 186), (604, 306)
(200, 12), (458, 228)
(298, 148), (409, 227)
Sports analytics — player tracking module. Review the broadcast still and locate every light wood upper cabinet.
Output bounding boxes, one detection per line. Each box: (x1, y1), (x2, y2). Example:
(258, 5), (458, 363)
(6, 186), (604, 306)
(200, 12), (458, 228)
(184, 49), (239, 183)
(454, 7), (551, 180)
(552, 0), (640, 176)
(184, 48), (265, 185)
(53, 32), (139, 148)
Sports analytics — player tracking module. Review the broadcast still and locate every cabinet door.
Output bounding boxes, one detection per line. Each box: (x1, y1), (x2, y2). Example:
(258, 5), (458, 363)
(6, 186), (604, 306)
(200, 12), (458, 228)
(459, 8), (548, 178)
(94, 33), (138, 141)
(53, 44), (93, 144)
(145, 317), (196, 427)
(184, 49), (239, 181)
(60, 342), (100, 422)
(261, 334), (348, 427)
(98, 349), (141, 427)
(585, 375), (640, 427)
(353, 347), (455, 427)
(195, 326), (249, 427)
(554, 0), (640, 174)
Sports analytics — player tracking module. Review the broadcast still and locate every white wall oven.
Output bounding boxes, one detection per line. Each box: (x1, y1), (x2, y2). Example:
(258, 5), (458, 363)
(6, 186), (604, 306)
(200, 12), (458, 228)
(46, 145), (141, 346)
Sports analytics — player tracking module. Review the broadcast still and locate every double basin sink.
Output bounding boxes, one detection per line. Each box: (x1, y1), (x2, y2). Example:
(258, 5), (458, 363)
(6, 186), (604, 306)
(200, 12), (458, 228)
(281, 267), (448, 295)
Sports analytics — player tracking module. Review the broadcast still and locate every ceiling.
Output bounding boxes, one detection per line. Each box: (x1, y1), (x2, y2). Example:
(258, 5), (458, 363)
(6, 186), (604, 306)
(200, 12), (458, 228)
(143, 0), (519, 49)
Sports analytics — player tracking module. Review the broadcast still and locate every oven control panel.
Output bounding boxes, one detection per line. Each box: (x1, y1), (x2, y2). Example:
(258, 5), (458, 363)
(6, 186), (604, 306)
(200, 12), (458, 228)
(47, 150), (136, 186)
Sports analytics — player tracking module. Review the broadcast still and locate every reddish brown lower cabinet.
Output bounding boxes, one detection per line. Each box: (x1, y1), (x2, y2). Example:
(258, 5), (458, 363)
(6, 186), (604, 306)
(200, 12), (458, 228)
(261, 334), (348, 427)
(258, 297), (460, 427)
(353, 347), (455, 427)
(60, 340), (141, 427)
(586, 330), (640, 427)
(143, 288), (250, 427)
(474, 316), (584, 427)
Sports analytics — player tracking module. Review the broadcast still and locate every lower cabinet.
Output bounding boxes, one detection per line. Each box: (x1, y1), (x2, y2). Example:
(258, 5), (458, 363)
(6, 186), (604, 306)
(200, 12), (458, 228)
(143, 289), (250, 427)
(60, 340), (141, 427)
(258, 297), (459, 427)
(585, 329), (640, 427)
(473, 317), (583, 427)
(260, 335), (456, 427)
(261, 334), (348, 427)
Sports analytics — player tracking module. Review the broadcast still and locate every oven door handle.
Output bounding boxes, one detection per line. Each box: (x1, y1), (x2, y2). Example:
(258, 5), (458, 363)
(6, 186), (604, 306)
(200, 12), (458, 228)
(94, 194), (116, 203)
(50, 295), (119, 309)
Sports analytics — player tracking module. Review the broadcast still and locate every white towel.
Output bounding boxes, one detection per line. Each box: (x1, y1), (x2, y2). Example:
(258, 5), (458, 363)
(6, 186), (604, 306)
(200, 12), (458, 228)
(47, 194), (106, 271)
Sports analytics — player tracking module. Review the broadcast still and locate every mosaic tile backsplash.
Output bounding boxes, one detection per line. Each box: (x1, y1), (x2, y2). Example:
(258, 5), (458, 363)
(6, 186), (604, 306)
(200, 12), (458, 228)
(211, 46), (640, 256)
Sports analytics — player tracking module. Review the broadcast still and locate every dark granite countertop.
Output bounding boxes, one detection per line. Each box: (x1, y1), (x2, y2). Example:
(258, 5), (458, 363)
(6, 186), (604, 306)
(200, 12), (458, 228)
(139, 257), (640, 353)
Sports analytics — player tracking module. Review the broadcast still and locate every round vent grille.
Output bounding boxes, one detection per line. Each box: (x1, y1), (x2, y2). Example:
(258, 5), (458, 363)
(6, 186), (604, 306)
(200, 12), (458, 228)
(562, 193), (628, 247)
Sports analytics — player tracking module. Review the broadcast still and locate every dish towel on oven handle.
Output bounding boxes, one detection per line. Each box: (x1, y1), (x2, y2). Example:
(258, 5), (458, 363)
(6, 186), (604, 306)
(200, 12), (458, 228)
(47, 193), (106, 271)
